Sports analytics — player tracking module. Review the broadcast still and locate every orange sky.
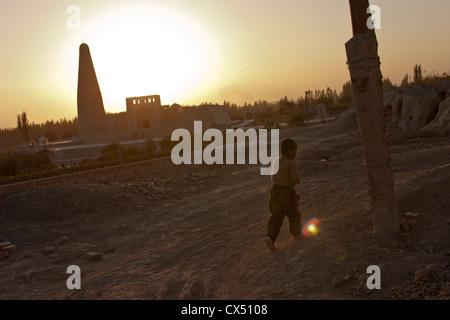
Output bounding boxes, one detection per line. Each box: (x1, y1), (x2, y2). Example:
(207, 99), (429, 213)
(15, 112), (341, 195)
(1, 0), (449, 129)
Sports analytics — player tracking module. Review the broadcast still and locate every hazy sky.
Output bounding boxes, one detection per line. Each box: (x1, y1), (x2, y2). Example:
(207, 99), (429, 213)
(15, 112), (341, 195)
(1, 0), (449, 129)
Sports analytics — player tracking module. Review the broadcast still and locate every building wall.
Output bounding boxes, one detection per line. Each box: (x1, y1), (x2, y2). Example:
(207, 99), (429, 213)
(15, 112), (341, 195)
(77, 112), (106, 135)
(77, 94), (232, 144)
(126, 95), (162, 139)
(105, 112), (128, 132)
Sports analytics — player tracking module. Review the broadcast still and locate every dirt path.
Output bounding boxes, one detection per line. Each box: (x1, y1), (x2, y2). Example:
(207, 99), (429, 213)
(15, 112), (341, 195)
(1, 124), (449, 300)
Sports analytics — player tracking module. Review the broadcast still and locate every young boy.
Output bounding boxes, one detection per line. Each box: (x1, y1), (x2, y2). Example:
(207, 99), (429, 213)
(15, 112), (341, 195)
(264, 138), (301, 250)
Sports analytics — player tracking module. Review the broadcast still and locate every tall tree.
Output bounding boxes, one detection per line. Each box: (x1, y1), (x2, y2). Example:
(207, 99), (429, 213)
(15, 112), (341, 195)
(401, 73), (409, 87)
(20, 111), (30, 142)
(413, 64), (423, 82)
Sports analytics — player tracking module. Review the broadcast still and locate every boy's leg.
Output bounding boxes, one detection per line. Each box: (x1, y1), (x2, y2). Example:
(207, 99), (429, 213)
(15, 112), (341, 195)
(265, 189), (284, 243)
(284, 193), (301, 237)
(287, 210), (301, 238)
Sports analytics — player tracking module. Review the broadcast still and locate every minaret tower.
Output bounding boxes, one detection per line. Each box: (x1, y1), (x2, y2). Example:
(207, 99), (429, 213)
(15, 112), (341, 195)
(77, 43), (106, 134)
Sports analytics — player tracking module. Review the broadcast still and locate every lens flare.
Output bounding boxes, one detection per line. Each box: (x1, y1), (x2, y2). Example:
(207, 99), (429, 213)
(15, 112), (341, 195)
(302, 217), (320, 237)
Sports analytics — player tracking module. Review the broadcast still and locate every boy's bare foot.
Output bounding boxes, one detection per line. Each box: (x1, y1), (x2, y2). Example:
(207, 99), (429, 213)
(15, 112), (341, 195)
(265, 236), (275, 250)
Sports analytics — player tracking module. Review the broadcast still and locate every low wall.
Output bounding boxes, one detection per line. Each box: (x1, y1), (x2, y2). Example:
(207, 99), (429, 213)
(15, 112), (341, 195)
(0, 156), (186, 196)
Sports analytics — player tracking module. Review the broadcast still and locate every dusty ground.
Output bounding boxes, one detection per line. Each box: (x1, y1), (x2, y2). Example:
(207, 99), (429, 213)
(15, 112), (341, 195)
(0, 122), (449, 300)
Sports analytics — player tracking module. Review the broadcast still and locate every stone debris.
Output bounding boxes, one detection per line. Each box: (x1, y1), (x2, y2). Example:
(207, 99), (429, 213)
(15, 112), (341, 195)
(86, 251), (102, 261)
(0, 241), (16, 260)
(25, 272), (32, 281)
(42, 246), (56, 254)
(389, 263), (450, 299)
(3, 245), (16, 252)
(0, 241), (12, 250)
(404, 212), (419, 218)
(0, 250), (9, 260)
(54, 235), (70, 246)
(332, 275), (345, 288)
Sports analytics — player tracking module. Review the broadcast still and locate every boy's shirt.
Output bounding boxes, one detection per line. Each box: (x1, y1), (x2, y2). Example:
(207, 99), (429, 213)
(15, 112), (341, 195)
(271, 156), (300, 187)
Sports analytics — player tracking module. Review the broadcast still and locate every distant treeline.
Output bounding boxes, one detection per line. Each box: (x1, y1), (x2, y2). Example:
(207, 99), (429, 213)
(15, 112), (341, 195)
(0, 116), (78, 141)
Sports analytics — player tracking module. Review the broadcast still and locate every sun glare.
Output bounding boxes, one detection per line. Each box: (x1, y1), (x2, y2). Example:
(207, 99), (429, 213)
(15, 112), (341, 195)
(78, 6), (215, 112)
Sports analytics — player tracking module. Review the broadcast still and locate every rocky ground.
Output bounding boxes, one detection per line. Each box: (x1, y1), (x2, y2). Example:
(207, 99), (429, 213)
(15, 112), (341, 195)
(1, 115), (449, 300)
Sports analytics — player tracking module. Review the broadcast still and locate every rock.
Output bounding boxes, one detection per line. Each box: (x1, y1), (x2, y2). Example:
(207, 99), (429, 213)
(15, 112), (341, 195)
(0, 250), (9, 260)
(0, 241), (12, 250)
(390, 93), (404, 122)
(426, 263), (443, 274)
(42, 245), (56, 254)
(117, 224), (130, 230)
(332, 276), (345, 288)
(332, 107), (358, 133)
(2, 244), (16, 252)
(86, 251), (102, 261)
(422, 97), (450, 135)
(414, 269), (430, 282)
(399, 83), (442, 130)
(25, 272), (32, 281)
(405, 212), (419, 218)
(383, 87), (401, 111)
(55, 235), (70, 246)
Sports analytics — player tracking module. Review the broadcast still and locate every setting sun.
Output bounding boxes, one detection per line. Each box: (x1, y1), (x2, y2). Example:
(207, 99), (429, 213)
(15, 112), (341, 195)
(65, 5), (220, 113)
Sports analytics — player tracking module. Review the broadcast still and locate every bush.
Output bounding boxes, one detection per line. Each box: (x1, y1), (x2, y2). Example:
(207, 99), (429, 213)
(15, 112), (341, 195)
(0, 152), (18, 176)
(288, 111), (307, 126)
(0, 150), (54, 178)
(159, 135), (177, 151)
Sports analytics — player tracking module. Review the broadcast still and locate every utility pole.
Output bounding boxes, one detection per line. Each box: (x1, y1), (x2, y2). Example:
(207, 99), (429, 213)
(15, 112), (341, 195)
(346, 0), (399, 235)
(115, 119), (122, 165)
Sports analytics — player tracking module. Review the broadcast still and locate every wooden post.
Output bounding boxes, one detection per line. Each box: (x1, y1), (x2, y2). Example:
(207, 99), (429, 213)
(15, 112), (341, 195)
(346, 0), (399, 235)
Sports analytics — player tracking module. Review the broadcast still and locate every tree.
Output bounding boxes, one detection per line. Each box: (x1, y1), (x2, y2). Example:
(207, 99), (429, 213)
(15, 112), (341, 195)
(17, 111), (30, 142)
(401, 73), (409, 87)
(382, 77), (395, 89)
(340, 81), (354, 105)
(17, 114), (22, 135)
(21, 112), (29, 142)
(413, 64), (423, 82)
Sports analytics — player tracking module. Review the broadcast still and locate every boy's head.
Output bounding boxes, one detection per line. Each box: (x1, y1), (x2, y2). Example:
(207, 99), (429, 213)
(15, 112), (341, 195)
(280, 139), (297, 159)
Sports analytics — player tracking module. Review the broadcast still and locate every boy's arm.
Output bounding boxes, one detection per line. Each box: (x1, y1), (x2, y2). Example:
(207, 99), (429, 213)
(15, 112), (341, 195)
(290, 161), (300, 186)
